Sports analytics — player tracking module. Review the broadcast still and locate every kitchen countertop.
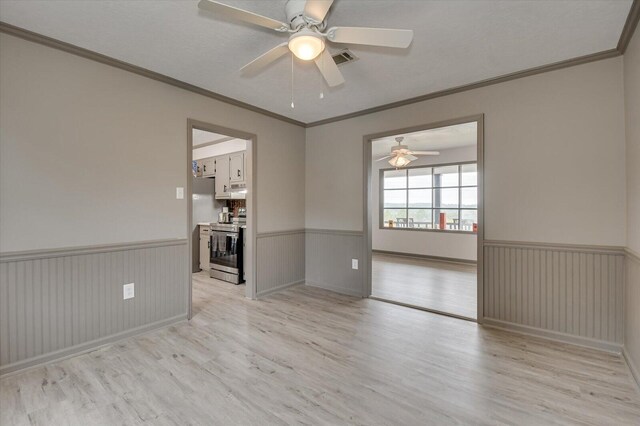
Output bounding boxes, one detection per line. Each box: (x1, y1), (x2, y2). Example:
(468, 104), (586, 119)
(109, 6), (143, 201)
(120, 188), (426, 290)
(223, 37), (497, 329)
(198, 222), (214, 226)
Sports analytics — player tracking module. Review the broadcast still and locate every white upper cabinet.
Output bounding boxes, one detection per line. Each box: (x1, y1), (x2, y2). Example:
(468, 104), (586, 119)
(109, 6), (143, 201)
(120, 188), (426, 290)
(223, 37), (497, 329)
(229, 152), (244, 183)
(202, 157), (216, 177)
(194, 159), (203, 177)
(215, 155), (230, 199)
(195, 150), (244, 199)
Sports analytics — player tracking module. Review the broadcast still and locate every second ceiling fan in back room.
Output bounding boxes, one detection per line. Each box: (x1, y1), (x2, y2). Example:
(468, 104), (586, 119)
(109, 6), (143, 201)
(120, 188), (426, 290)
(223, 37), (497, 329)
(377, 137), (440, 168)
(197, 0), (414, 88)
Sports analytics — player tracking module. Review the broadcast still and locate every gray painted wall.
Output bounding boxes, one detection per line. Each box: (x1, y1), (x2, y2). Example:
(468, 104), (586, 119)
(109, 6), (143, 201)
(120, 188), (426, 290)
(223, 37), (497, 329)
(483, 242), (624, 349)
(305, 229), (365, 297)
(304, 55), (632, 356)
(625, 8), (640, 256)
(0, 33), (305, 253)
(256, 231), (305, 297)
(306, 57), (626, 245)
(623, 12), (640, 385)
(0, 240), (187, 375)
(0, 33), (305, 375)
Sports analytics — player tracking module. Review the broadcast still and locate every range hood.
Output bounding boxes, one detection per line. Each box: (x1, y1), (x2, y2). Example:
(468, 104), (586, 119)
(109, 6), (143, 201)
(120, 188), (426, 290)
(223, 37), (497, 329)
(229, 183), (247, 199)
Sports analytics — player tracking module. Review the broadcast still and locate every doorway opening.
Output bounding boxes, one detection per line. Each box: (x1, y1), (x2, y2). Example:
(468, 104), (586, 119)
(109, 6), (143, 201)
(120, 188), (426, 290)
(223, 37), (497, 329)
(364, 115), (484, 322)
(187, 120), (257, 320)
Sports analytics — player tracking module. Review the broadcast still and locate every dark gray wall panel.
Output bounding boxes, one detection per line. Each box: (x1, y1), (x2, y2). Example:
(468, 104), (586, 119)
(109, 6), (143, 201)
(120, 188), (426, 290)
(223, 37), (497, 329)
(305, 229), (364, 297)
(483, 242), (624, 345)
(256, 230), (305, 297)
(0, 240), (187, 374)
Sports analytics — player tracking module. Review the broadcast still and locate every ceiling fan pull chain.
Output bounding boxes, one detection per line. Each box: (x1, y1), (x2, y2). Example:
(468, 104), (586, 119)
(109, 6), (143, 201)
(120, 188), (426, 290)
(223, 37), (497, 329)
(291, 54), (295, 109)
(319, 51), (325, 99)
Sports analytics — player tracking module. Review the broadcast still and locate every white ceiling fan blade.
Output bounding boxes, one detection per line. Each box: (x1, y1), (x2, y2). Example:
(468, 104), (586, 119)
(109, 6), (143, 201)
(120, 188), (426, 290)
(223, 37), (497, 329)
(240, 43), (290, 76)
(198, 0), (289, 31)
(304, 0), (334, 23)
(411, 151), (440, 155)
(314, 48), (345, 87)
(327, 27), (413, 48)
(376, 155), (392, 162)
(405, 154), (418, 161)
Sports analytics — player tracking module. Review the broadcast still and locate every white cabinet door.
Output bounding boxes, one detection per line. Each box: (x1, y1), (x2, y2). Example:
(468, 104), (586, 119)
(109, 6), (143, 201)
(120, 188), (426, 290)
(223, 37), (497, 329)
(202, 157), (216, 177)
(194, 159), (203, 177)
(199, 227), (210, 271)
(229, 152), (244, 183)
(215, 155), (230, 199)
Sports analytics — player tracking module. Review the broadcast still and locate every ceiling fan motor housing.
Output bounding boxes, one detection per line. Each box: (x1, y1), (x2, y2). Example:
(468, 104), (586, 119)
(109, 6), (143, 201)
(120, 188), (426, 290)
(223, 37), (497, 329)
(286, 0), (326, 29)
(286, 0), (308, 28)
(392, 144), (409, 153)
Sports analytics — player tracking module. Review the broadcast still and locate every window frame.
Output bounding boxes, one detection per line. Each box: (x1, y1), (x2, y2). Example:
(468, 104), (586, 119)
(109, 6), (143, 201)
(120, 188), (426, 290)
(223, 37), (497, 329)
(378, 160), (477, 234)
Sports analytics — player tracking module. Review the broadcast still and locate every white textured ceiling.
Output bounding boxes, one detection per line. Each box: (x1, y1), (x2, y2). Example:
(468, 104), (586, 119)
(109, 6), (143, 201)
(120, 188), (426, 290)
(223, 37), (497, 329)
(371, 121), (476, 157)
(0, 0), (632, 123)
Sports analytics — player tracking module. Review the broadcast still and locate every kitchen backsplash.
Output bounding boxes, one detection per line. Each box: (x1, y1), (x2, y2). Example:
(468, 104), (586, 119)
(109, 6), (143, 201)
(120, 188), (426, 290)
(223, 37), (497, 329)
(227, 199), (246, 217)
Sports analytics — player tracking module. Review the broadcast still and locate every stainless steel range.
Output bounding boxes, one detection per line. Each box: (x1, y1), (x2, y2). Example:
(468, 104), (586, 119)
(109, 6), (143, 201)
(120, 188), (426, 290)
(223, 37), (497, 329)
(209, 223), (245, 284)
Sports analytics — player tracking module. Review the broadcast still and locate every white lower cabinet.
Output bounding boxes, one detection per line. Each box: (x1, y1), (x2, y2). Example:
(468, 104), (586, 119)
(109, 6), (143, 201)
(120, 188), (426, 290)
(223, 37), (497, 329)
(199, 225), (210, 271)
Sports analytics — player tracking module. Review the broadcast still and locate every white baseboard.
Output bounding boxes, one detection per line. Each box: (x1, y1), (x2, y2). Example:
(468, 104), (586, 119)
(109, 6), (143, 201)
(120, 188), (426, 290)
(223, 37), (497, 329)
(256, 280), (304, 298)
(623, 346), (640, 393)
(0, 314), (187, 377)
(483, 318), (622, 354)
(305, 280), (364, 298)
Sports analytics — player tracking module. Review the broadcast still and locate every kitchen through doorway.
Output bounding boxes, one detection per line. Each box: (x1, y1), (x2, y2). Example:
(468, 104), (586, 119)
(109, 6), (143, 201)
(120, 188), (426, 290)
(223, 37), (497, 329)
(364, 116), (484, 321)
(187, 120), (257, 319)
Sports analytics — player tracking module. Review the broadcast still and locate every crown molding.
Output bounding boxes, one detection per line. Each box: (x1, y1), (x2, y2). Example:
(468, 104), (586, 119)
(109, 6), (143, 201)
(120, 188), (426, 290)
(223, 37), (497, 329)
(618, 0), (640, 54)
(0, 21), (306, 128)
(304, 49), (620, 127)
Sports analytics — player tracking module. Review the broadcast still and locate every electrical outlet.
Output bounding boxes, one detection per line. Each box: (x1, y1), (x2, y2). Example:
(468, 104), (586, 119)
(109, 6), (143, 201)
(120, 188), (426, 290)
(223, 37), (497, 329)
(176, 187), (184, 199)
(352, 259), (359, 270)
(123, 283), (135, 300)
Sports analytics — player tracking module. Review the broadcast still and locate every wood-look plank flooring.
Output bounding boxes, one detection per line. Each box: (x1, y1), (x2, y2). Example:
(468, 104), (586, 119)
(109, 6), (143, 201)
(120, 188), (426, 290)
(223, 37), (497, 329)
(1, 272), (639, 425)
(372, 253), (478, 319)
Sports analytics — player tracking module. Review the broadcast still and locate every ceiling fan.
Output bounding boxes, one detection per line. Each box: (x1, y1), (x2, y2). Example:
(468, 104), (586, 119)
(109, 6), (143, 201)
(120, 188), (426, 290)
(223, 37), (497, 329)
(197, 0), (414, 87)
(377, 137), (440, 168)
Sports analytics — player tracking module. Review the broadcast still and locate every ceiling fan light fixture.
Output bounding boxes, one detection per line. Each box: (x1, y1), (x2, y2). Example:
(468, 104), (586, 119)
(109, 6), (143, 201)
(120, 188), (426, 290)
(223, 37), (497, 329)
(288, 30), (325, 60)
(389, 155), (411, 168)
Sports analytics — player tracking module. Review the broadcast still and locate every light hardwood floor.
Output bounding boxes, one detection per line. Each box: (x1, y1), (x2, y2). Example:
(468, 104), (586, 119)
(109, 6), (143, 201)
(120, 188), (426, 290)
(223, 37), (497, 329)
(1, 272), (639, 425)
(372, 253), (477, 319)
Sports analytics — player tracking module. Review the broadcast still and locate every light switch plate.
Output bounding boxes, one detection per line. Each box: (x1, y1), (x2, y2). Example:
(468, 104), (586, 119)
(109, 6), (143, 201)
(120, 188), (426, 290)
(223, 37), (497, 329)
(176, 187), (184, 199)
(123, 283), (135, 300)
(352, 259), (359, 270)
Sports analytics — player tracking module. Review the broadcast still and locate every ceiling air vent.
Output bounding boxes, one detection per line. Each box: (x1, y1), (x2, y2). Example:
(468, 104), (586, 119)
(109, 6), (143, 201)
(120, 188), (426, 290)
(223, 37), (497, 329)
(331, 49), (358, 66)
